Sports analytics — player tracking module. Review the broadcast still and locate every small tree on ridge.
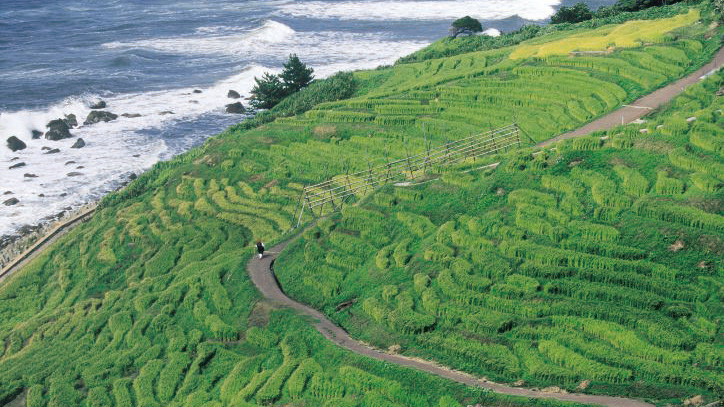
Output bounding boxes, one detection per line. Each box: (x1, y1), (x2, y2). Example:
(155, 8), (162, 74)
(449, 16), (483, 38)
(250, 54), (315, 109)
(250, 72), (286, 109)
(281, 54), (315, 93)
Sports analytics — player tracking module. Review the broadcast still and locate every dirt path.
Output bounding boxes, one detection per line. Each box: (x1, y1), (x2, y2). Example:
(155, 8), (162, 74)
(247, 239), (654, 407)
(539, 46), (724, 148)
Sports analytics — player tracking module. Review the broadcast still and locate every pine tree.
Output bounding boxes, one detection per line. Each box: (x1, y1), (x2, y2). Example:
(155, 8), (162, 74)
(280, 54), (315, 93)
(249, 55), (314, 109)
(250, 72), (286, 109)
(449, 16), (483, 38)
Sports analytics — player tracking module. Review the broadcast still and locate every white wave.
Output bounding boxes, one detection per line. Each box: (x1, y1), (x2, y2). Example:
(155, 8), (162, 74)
(104, 20), (296, 54)
(102, 20), (427, 70)
(279, 0), (562, 21)
(0, 18), (430, 237)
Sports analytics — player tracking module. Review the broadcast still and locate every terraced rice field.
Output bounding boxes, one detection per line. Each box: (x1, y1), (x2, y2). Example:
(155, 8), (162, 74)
(277, 72), (724, 398)
(0, 4), (721, 406)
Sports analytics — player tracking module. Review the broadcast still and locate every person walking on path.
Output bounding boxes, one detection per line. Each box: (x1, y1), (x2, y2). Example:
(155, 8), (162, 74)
(256, 240), (265, 259)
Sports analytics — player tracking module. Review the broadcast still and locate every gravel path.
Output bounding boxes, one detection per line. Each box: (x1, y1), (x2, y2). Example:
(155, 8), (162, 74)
(247, 239), (654, 407)
(538, 46), (724, 148)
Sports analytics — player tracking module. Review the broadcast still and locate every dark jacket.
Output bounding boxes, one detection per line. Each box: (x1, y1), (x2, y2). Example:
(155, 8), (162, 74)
(256, 242), (265, 253)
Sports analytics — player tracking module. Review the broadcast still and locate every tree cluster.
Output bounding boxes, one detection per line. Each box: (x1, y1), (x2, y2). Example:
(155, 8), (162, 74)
(551, 0), (686, 24)
(250, 54), (314, 109)
(550, 3), (593, 24)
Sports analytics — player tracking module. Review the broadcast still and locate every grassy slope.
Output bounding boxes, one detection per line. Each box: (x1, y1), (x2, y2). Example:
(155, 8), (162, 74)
(277, 73), (724, 404)
(0, 4), (721, 406)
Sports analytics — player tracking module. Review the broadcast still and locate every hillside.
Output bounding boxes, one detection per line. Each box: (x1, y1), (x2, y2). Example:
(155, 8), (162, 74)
(0, 2), (722, 406)
(278, 71), (724, 403)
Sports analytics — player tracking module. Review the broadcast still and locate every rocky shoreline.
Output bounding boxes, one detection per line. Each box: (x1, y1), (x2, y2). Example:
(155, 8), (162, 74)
(2, 89), (250, 270)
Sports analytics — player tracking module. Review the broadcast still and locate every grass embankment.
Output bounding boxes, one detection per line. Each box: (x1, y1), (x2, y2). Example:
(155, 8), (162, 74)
(0, 3), (720, 406)
(277, 72), (724, 404)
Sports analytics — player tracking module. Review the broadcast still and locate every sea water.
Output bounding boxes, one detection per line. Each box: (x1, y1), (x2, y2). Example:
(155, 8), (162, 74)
(0, 0), (614, 239)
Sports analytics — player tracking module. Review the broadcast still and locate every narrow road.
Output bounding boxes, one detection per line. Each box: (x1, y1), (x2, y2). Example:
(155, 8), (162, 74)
(247, 239), (654, 407)
(539, 46), (724, 147)
(0, 206), (95, 283)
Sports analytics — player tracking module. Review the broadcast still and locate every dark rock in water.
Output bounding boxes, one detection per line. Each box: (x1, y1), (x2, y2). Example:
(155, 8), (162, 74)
(41, 146), (51, 151)
(45, 148), (61, 154)
(227, 89), (241, 99)
(65, 160), (76, 165)
(66, 172), (82, 177)
(193, 89), (202, 93)
(90, 100), (107, 109)
(64, 113), (78, 128)
(10, 157), (19, 161)
(7, 136), (26, 152)
(121, 113), (142, 118)
(76, 166), (84, 169)
(132, 154), (140, 158)
(9, 162), (26, 169)
(38, 193), (45, 197)
(4, 191), (12, 195)
(129, 172), (137, 180)
(3, 198), (19, 206)
(24, 173), (37, 178)
(225, 102), (245, 114)
(32, 130), (43, 139)
(45, 119), (73, 140)
(159, 110), (174, 115)
(60, 193), (67, 197)
(84, 110), (118, 125)
(189, 100), (199, 104)
(71, 138), (85, 149)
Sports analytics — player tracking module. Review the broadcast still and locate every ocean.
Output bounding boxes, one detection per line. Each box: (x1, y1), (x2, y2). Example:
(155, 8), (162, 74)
(0, 0), (615, 240)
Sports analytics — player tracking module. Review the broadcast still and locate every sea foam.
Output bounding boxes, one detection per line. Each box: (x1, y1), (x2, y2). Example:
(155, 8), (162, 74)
(279, 0), (563, 21)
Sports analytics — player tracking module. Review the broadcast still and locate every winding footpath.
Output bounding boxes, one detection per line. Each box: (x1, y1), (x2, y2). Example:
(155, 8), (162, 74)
(248, 240), (654, 407)
(3, 45), (724, 407)
(245, 51), (724, 406)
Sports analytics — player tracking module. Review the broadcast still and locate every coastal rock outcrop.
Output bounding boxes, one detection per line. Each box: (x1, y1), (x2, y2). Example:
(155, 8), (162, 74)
(225, 102), (245, 114)
(67, 172), (82, 177)
(45, 148), (61, 154)
(228, 89), (241, 99)
(71, 138), (86, 149)
(90, 100), (106, 109)
(24, 173), (37, 178)
(64, 114), (78, 128)
(31, 130), (43, 139)
(159, 111), (174, 115)
(45, 119), (73, 140)
(9, 162), (26, 169)
(84, 110), (118, 125)
(121, 113), (142, 118)
(193, 89), (202, 93)
(3, 198), (19, 206)
(7, 136), (26, 152)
